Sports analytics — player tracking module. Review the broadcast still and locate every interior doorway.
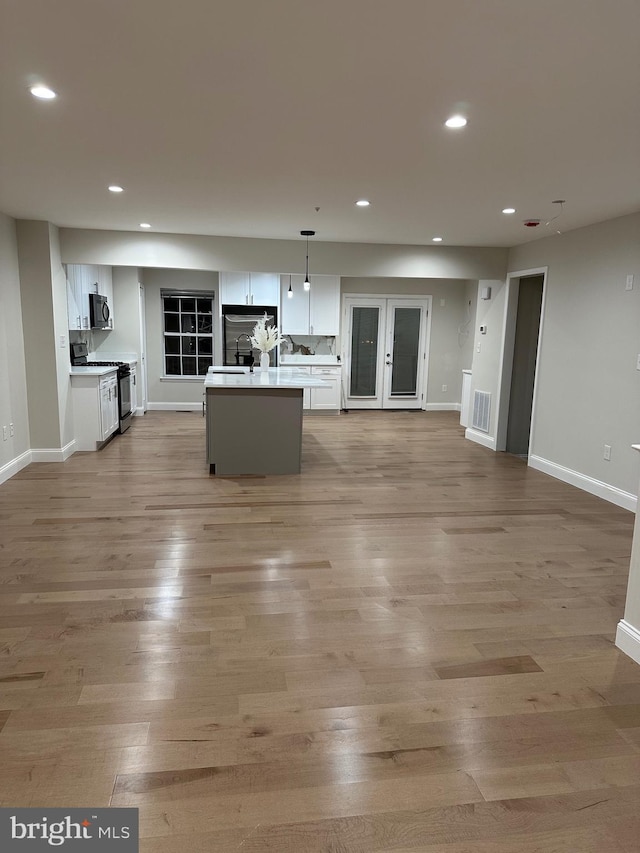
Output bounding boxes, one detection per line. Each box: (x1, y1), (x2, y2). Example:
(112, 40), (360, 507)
(342, 295), (431, 409)
(138, 284), (148, 414)
(496, 268), (547, 457)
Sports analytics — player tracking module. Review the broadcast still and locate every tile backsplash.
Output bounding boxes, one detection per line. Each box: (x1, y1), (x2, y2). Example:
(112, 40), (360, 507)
(281, 335), (336, 357)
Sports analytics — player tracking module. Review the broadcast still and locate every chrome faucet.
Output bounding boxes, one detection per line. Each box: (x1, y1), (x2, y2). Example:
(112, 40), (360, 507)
(235, 333), (254, 371)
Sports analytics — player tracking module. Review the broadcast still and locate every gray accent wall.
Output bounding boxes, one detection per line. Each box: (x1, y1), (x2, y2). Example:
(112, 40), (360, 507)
(0, 214), (30, 474)
(16, 221), (64, 451)
(142, 268), (218, 406)
(342, 277), (475, 406)
(508, 213), (640, 499)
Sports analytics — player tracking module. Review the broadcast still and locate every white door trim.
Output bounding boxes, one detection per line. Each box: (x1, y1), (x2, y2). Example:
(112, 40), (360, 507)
(342, 293), (432, 410)
(495, 267), (548, 453)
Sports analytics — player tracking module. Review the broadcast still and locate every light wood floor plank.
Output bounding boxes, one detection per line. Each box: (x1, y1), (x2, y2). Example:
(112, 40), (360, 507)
(0, 410), (636, 850)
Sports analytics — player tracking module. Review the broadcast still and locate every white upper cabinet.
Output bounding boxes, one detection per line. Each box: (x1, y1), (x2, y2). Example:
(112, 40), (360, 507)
(219, 272), (279, 306)
(65, 264), (114, 330)
(96, 265), (114, 328)
(66, 269), (82, 330)
(309, 276), (340, 335)
(280, 275), (309, 334)
(249, 273), (280, 305)
(280, 274), (340, 335)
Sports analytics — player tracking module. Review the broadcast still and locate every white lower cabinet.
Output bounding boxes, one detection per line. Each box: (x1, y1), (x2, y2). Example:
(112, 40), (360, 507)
(310, 366), (341, 411)
(100, 374), (119, 439)
(130, 364), (138, 412)
(295, 366), (341, 411)
(71, 371), (119, 451)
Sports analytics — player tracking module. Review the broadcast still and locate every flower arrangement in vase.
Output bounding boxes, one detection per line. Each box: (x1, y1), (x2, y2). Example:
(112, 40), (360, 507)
(250, 314), (285, 370)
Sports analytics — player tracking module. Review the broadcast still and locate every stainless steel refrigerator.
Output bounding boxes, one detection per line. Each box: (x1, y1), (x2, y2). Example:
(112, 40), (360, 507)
(222, 305), (279, 367)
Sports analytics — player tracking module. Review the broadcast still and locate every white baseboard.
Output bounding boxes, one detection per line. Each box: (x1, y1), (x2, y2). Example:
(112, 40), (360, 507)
(147, 402), (203, 412)
(134, 407), (145, 417)
(425, 403), (461, 412)
(616, 620), (640, 665)
(529, 454), (636, 512)
(31, 440), (76, 463)
(465, 428), (496, 450)
(0, 449), (32, 485)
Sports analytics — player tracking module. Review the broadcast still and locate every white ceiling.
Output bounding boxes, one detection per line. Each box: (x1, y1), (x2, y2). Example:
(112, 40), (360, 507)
(1, 0), (639, 248)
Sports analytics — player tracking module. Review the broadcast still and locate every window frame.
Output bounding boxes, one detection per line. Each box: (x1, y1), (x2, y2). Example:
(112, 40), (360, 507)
(161, 289), (215, 378)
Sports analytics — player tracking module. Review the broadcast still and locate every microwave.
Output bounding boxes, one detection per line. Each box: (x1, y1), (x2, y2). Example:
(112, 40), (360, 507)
(89, 293), (111, 329)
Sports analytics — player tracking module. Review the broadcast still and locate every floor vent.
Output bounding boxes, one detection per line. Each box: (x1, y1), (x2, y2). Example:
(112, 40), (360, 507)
(472, 390), (491, 432)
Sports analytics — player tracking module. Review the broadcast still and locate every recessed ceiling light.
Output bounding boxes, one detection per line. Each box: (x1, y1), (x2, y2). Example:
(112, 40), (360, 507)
(432, 236), (443, 242)
(355, 200), (370, 207)
(140, 223), (151, 228)
(445, 115), (467, 128)
(502, 207), (516, 214)
(108, 185), (124, 193)
(30, 85), (57, 100)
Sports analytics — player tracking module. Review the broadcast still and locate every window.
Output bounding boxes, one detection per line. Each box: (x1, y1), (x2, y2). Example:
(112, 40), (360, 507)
(162, 291), (214, 376)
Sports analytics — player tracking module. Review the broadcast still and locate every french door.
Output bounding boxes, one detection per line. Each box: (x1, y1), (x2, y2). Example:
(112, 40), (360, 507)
(343, 296), (430, 409)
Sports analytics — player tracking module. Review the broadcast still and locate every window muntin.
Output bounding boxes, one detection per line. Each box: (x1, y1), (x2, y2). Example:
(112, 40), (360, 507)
(162, 292), (214, 376)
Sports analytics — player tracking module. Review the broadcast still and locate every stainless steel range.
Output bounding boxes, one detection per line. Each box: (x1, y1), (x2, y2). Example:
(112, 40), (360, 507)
(70, 342), (133, 433)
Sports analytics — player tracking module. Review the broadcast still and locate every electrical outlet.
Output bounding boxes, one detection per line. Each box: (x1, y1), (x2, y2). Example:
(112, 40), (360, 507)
(626, 274), (634, 291)
(9, 423), (14, 437)
(442, 384), (448, 392)
(476, 343), (481, 353)
(2, 426), (7, 441)
(604, 444), (611, 461)
(59, 334), (66, 348)
(636, 353), (640, 371)
(440, 298), (446, 307)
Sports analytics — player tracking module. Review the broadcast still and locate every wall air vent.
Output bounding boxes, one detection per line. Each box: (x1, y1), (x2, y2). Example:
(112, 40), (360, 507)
(472, 390), (491, 433)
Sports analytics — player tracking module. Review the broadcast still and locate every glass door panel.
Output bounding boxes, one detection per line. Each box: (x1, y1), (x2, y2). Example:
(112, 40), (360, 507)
(349, 305), (381, 398)
(389, 306), (421, 396)
(382, 300), (427, 408)
(343, 296), (429, 410)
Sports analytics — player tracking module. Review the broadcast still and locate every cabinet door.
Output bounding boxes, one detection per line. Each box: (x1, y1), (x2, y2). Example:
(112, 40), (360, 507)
(249, 273), (279, 306)
(67, 265), (89, 330)
(100, 381), (112, 440)
(82, 265), (101, 330)
(220, 272), (251, 305)
(280, 275), (310, 334)
(100, 376), (119, 439)
(97, 265), (114, 329)
(309, 276), (340, 335)
(66, 272), (82, 330)
(310, 367), (341, 410)
(130, 366), (138, 412)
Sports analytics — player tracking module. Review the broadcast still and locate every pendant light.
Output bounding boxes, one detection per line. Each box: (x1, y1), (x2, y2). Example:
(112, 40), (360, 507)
(287, 274), (293, 298)
(301, 229), (315, 291)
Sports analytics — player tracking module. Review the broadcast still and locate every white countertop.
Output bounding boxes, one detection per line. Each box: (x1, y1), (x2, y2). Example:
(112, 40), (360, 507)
(70, 366), (118, 377)
(204, 367), (329, 389)
(280, 354), (340, 365)
(90, 351), (138, 366)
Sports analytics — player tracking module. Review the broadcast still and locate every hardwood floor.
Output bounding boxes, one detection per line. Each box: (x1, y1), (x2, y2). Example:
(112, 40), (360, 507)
(0, 410), (637, 851)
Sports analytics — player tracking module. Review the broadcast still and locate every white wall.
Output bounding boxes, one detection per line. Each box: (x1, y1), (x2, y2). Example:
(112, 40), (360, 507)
(465, 280), (507, 448)
(59, 228), (508, 280)
(508, 213), (640, 504)
(0, 214), (30, 481)
(342, 277), (475, 406)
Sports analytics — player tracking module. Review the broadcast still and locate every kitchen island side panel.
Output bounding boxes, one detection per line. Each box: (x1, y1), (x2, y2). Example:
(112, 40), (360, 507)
(206, 387), (303, 475)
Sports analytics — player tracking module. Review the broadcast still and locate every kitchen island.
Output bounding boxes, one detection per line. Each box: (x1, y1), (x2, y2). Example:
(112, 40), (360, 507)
(204, 367), (329, 475)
